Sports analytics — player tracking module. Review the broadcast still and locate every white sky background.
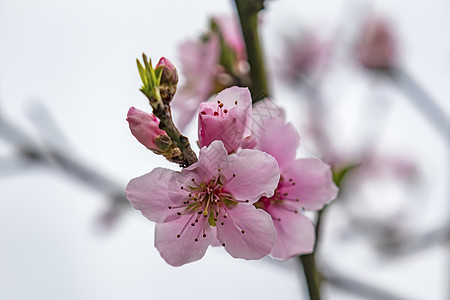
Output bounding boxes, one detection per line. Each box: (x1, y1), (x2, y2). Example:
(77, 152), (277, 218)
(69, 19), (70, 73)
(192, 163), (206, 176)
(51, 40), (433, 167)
(0, 0), (449, 299)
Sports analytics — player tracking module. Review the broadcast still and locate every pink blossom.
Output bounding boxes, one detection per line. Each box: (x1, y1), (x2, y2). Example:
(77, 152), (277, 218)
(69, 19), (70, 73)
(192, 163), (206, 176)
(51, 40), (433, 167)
(126, 107), (167, 151)
(280, 31), (331, 84)
(198, 87), (252, 154)
(172, 36), (220, 129)
(356, 18), (396, 69)
(172, 16), (248, 130)
(247, 100), (338, 260)
(213, 15), (246, 61)
(126, 140), (279, 266)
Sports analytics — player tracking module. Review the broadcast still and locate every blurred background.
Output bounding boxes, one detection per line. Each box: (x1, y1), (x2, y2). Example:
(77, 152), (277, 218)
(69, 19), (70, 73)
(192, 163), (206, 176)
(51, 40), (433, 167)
(0, 0), (448, 299)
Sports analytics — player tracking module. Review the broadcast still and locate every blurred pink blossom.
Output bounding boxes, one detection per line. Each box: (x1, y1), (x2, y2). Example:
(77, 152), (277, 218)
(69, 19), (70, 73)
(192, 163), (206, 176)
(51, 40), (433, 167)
(356, 18), (397, 69)
(172, 36), (220, 129)
(280, 31), (331, 84)
(172, 15), (248, 129)
(213, 15), (246, 61)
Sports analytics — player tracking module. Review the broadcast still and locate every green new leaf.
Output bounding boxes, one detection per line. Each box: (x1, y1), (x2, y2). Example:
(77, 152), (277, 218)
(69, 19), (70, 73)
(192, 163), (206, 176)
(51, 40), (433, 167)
(137, 53), (163, 102)
(137, 59), (148, 87)
(332, 163), (360, 188)
(155, 67), (163, 84)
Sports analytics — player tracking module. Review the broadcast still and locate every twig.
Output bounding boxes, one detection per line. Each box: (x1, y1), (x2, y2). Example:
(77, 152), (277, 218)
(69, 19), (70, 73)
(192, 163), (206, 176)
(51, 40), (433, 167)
(299, 253), (322, 300)
(386, 66), (450, 140)
(137, 55), (198, 167)
(324, 266), (406, 300)
(0, 112), (127, 226)
(234, 0), (269, 103)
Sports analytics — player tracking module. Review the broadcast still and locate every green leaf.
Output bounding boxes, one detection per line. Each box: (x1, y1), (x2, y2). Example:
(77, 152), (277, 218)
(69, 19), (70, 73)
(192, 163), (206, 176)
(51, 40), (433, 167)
(136, 59), (147, 87)
(332, 163), (360, 188)
(155, 67), (163, 85)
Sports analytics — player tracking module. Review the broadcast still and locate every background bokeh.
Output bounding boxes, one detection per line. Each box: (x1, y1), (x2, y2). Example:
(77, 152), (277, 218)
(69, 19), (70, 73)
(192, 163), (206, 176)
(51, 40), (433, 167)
(0, 0), (448, 299)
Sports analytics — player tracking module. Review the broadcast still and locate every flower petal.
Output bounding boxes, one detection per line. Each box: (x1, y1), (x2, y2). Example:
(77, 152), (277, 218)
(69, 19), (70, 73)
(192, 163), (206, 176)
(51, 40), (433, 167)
(223, 149), (279, 203)
(266, 205), (315, 260)
(172, 37), (219, 129)
(209, 226), (222, 247)
(252, 112), (299, 169)
(192, 140), (230, 182)
(155, 215), (212, 266)
(214, 87), (252, 136)
(126, 168), (186, 222)
(281, 158), (338, 210)
(198, 111), (245, 153)
(216, 205), (276, 260)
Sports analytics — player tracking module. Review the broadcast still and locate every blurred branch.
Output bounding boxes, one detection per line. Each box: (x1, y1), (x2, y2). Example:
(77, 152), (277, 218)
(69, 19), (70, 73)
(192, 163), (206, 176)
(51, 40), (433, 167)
(234, 0), (269, 103)
(324, 265), (406, 300)
(386, 66), (450, 140)
(0, 103), (127, 230)
(0, 154), (33, 175)
(26, 101), (72, 151)
(349, 217), (450, 257)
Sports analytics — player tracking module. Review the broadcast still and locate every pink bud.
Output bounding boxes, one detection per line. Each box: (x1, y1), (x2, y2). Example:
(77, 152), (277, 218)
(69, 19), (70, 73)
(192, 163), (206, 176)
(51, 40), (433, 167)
(198, 87), (252, 154)
(155, 57), (178, 103)
(127, 107), (167, 150)
(156, 57), (176, 71)
(156, 57), (178, 85)
(356, 18), (397, 69)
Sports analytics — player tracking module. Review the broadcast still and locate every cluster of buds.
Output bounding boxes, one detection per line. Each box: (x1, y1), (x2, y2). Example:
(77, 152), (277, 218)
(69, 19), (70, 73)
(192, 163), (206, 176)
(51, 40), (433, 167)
(131, 54), (197, 167)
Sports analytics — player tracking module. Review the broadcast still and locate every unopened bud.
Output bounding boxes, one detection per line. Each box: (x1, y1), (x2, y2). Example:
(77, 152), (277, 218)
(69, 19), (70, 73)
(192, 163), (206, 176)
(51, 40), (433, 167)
(127, 106), (168, 151)
(356, 18), (396, 70)
(155, 57), (178, 103)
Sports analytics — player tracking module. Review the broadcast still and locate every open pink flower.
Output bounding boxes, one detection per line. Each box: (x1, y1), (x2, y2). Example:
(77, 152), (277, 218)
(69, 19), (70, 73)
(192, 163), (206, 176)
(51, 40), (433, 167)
(127, 107), (167, 151)
(248, 100), (338, 260)
(198, 87), (252, 154)
(126, 140), (279, 266)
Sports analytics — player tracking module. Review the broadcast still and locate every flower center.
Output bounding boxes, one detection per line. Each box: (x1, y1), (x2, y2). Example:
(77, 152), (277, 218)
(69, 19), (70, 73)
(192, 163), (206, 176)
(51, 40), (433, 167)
(168, 173), (248, 242)
(256, 176), (300, 222)
(200, 99), (239, 118)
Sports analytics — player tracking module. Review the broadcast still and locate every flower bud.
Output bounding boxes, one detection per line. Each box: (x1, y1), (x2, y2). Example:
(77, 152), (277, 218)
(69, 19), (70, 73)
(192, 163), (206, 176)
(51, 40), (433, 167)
(127, 106), (168, 151)
(356, 18), (396, 70)
(155, 57), (178, 103)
